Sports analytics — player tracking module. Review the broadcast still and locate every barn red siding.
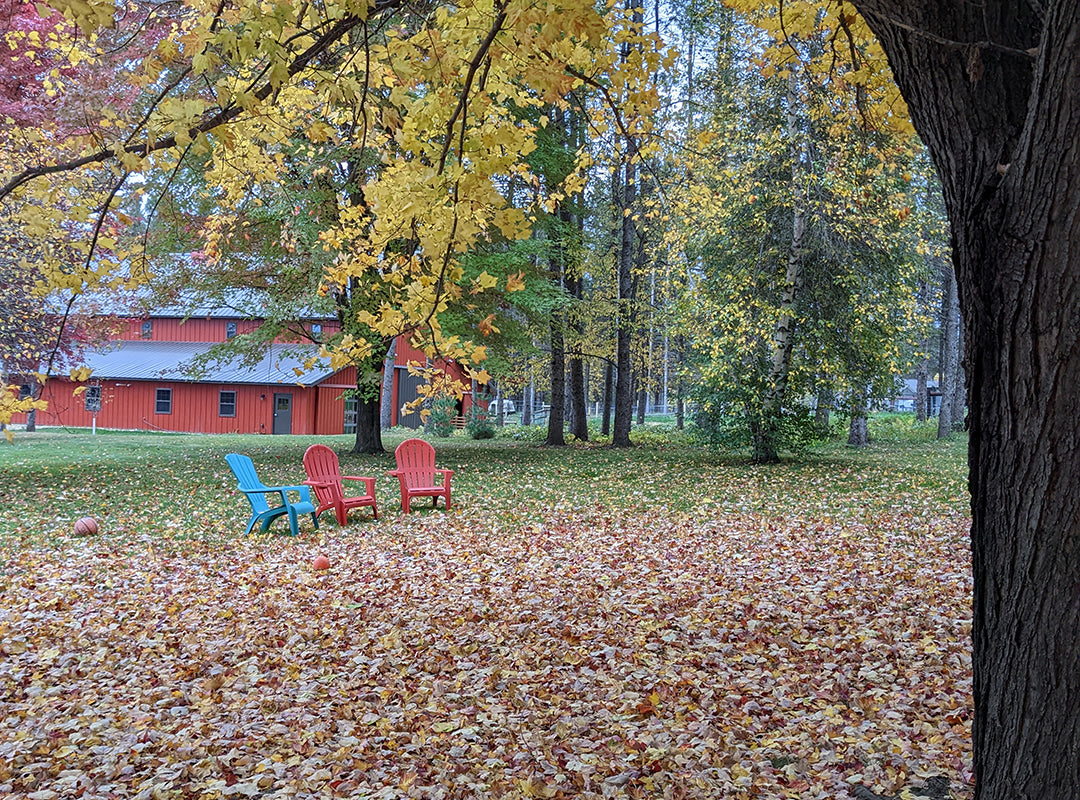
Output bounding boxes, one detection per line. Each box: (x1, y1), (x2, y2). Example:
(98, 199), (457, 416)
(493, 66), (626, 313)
(17, 379), (343, 435)
(13, 315), (479, 434)
(118, 317), (263, 343)
(118, 317), (339, 344)
(315, 385), (348, 435)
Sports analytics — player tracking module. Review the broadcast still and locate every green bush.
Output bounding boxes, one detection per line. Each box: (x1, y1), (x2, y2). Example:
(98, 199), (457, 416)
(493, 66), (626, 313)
(864, 412), (941, 444)
(499, 423), (547, 442)
(690, 384), (824, 456)
(465, 408), (496, 439)
(429, 397), (458, 438)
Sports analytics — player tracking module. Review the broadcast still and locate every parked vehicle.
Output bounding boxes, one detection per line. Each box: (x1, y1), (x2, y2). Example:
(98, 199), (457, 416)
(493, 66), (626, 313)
(487, 397), (516, 415)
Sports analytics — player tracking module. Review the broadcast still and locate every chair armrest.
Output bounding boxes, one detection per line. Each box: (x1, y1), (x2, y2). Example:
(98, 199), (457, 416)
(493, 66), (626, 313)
(434, 468), (454, 478)
(273, 485), (313, 503)
(303, 478), (334, 488)
(342, 475), (376, 494)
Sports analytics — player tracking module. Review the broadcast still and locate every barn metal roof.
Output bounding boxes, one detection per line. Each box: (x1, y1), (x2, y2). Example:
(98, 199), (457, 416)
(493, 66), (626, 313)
(79, 341), (338, 386)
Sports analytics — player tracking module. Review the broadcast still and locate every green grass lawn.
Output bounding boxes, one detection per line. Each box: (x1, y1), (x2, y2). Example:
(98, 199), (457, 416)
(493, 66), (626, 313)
(0, 420), (973, 799)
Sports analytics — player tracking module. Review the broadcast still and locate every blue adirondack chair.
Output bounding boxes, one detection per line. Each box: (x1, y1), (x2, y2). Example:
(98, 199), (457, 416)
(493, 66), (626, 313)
(225, 453), (318, 536)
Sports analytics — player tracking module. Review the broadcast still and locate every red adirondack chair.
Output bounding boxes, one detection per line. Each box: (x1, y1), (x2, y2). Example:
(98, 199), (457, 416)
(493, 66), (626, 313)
(302, 444), (378, 525)
(388, 438), (454, 513)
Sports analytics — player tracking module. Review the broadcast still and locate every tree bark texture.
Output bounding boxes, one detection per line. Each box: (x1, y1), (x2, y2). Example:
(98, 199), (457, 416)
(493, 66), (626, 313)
(674, 334), (685, 430)
(937, 262), (960, 438)
(568, 256), (587, 440)
(847, 384), (869, 447)
(546, 311), (566, 446)
(601, 361), (613, 436)
(815, 382), (832, 433)
(855, 2), (1080, 796)
(379, 338), (396, 430)
(915, 278), (931, 423)
(952, 312), (967, 431)
(352, 393), (382, 454)
(612, 156), (637, 448)
(756, 67), (808, 463)
(522, 378), (533, 427)
(546, 218), (568, 446)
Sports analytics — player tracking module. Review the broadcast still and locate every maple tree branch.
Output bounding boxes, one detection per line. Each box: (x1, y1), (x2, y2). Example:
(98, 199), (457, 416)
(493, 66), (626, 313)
(0, 0), (406, 203)
(870, 11), (1039, 59)
(436, 1), (509, 175)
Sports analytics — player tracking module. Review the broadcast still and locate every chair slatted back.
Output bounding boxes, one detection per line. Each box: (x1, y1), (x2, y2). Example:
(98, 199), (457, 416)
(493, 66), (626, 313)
(394, 438), (437, 487)
(226, 453), (271, 514)
(303, 444), (344, 508)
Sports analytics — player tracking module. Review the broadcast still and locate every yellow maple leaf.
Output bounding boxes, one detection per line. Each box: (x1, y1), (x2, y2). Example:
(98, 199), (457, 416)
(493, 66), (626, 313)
(505, 271), (526, 292)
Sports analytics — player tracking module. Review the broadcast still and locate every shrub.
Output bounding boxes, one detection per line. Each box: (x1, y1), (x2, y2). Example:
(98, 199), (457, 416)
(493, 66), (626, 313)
(465, 408), (496, 439)
(690, 384), (824, 456)
(428, 397), (458, 438)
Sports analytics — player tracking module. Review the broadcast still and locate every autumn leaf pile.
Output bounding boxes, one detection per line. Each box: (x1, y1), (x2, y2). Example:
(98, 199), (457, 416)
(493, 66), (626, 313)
(0, 431), (972, 799)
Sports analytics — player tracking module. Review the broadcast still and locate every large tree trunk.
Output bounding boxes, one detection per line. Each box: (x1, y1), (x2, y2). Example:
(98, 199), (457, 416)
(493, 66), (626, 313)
(546, 314), (566, 446)
(847, 384), (869, 447)
(756, 67), (808, 463)
(353, 394), (382, 454)
(612, 156), (636, 448)
(522, 378), (533, 427)
(601, 361), (613, 436)
(814, 381), (832, 433)
(569, 353), (587, 439)
(568, 269), (588, 441)
(352, 346), (388, 455)
(855, 3), (1080, 797)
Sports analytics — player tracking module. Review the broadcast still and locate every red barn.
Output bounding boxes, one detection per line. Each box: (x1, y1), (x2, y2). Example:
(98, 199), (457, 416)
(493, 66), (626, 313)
(11, 304), (478, 434)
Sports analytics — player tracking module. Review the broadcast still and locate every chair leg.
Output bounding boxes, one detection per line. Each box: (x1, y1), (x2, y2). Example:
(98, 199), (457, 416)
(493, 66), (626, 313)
(287, 508), (299, 536)
(244, 513), (258, 535)
(335, 504), (347, 527)
(445, 489), (451, 511)
(311, 512), (319, 530)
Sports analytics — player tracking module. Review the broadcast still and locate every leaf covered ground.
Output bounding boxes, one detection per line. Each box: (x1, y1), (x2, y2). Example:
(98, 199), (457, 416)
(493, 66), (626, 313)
(0, 427), (972, 799)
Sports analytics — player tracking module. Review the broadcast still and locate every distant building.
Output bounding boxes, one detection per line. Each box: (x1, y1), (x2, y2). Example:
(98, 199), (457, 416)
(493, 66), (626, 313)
(894, 377), (941, 416)
(8, 303), (476, 434)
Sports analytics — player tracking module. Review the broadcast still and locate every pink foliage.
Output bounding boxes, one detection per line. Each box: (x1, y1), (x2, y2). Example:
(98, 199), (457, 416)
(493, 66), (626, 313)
(0, 0), (72, 125)
(1, 0), (173, 134)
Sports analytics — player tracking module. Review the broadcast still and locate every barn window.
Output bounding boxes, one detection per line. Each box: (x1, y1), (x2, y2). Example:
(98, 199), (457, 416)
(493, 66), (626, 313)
(219, 390), (236, 417)
(141, 320), (153, 339)
(155, 388), (172, 414)
(84, 386), (102, 413)
(343, 397), (357, 434)
(226, 321), (237, 339)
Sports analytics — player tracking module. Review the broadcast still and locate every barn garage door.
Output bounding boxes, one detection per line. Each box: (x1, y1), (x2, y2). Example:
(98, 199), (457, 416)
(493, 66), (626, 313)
(395, 367), (424, 429)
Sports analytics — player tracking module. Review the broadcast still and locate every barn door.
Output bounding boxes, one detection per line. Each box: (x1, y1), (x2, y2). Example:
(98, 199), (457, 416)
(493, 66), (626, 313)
(395, 367), (424, 429)
(272, 393), (293, 434)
